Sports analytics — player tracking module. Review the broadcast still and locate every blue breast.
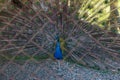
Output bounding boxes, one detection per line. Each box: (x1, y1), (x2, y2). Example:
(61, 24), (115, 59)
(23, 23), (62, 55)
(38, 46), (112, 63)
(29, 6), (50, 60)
(54, 40), (63, 60)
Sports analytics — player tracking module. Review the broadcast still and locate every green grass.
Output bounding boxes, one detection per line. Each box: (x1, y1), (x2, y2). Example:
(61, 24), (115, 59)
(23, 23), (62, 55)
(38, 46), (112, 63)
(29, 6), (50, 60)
(33, 55), (49, 61)
(15, 56), (31, 61)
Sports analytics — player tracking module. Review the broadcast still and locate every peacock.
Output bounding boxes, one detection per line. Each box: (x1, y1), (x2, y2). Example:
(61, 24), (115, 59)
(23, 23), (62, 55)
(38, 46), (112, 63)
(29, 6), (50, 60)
(0, 0), (120, 72)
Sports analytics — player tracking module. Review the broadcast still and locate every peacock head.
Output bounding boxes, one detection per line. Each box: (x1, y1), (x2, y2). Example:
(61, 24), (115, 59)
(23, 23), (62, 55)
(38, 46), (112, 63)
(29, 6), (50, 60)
(55, 33), (60, 42)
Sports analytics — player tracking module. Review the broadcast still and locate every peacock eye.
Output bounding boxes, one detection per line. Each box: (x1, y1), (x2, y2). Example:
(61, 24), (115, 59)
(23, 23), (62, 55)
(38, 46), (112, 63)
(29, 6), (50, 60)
(98, 10), (103, 13)
(104, 0), (109, 4)
(87, 5), (93, 9)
